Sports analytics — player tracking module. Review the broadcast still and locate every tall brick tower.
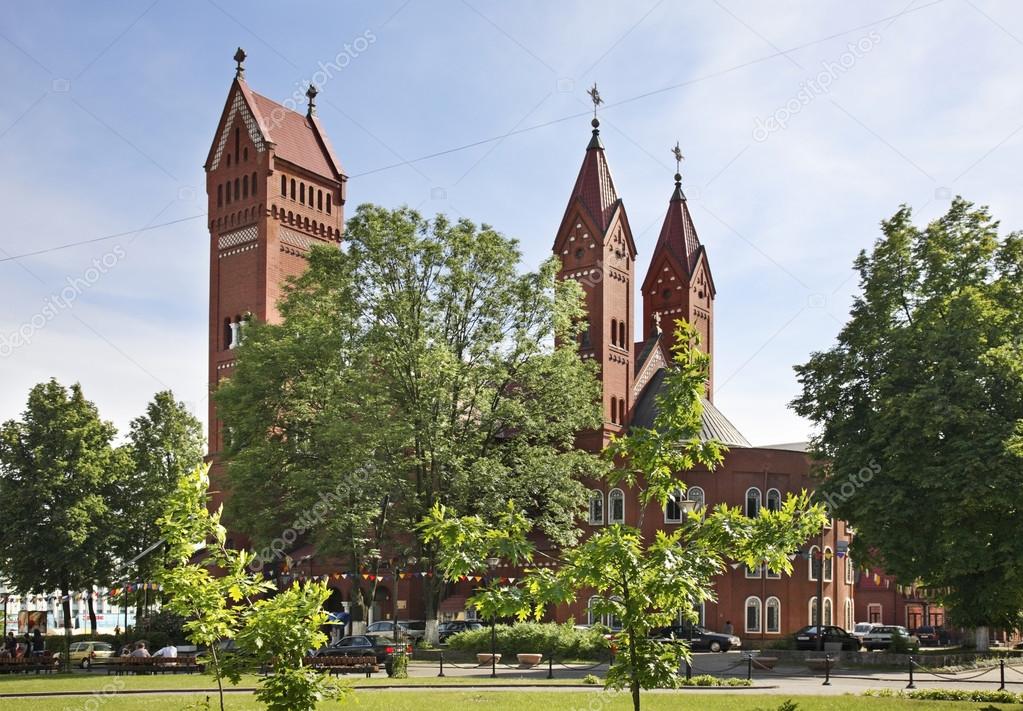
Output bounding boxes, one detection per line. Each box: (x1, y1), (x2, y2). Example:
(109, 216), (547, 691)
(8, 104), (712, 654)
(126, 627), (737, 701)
(204, 49), (347, 503)
(554, 112), (637, 451)
(640, 158), (715, 399)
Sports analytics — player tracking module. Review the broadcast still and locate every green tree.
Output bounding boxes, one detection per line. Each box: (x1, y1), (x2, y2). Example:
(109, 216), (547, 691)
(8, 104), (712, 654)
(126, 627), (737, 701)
(0, 379), (126, 667)
(421, 324), (827, 711)
(215, 204), (608, 639)
(791, 198), (1023, 647)
(114, 390), (205, 627)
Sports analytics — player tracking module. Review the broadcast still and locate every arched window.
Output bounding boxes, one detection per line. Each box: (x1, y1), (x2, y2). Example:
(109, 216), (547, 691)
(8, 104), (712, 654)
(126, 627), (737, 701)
(745, 487), (761, 517)
(610, 396), (618, 425)
(766, 488), (782, 512)
(242, 174), (249, 198)
(588, 490), (604, 525)
(610, 319), (618, 346)
(608, 489), (625, 524)
(223, 318), (232, 350)
(823, 597), (833, 626)
(744, 597), (762, 633)
(281, 175), (287, 196)
(290, 179), (296, 200)
(225, 181), (232, 204)
(317, 189), (323, 210)
(809, 596), (818, 626)
(243, 146), (248, 162)
(618, 398), (625, 426)
(217, 184), (223, 207)
(234, 126), (240, 162)
(823, 547), (834, 582)
(665, 488), (685, 523)
(618, 320), (625, 348)
(607, 596), (623, 630)
(326, 193), (332, 214)
(688, 486), (705, 511)
(766, 597), (781, 633)
(226, 152), (231, 167)
(844, 599), (854, 631)
(809, 546), (821, 581)
(251, 171), (258, 196)
(845, 556), (854, 585)
(586, 596), (602, 626)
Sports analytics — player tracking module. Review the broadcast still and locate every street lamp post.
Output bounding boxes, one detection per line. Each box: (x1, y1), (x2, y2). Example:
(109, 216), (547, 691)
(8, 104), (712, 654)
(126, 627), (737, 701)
(487, 556), (500, 679)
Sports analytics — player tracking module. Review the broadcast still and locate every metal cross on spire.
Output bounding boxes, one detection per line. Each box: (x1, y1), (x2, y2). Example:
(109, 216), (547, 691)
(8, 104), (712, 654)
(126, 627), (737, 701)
(672, 141), (684, 180)
(233, 47), (247, 79)
(587, 83), (603, 119)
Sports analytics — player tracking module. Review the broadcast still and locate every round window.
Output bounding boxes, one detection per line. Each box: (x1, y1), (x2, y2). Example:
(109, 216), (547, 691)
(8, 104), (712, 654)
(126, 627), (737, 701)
(662, 288), (672, 300)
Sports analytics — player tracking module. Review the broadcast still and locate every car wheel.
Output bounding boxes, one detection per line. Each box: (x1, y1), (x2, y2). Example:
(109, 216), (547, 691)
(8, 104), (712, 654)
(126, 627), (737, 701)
(709, 641), (721, 653)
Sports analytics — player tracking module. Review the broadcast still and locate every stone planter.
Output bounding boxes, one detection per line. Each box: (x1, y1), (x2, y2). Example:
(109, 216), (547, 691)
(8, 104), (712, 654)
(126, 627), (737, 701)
(517, 653), (543, 667)
(476, 653), (501, 666)
(752, 656), (778, 670)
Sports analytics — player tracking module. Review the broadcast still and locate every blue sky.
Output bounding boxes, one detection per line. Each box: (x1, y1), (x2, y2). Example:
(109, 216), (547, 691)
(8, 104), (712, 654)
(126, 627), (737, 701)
(1, 1), (1020, 445)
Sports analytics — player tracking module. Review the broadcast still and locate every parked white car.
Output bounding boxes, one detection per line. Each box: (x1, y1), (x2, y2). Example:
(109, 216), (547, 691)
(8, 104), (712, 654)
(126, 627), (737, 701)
(851, 622), (875, 640)
(862, 625), (918, 651)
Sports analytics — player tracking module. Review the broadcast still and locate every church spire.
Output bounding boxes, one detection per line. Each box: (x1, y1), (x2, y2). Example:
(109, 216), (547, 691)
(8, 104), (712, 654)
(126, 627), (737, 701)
(564, 83), (619, 233)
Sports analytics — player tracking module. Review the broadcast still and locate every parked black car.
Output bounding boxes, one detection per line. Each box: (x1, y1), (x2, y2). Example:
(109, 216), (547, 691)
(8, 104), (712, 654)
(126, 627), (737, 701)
(792, 625), (862, 651)
(438, 620), (484, 643)
(911, 626), (950, 647)
(649, 624), (741, 653)
(312, 635), (412, 674)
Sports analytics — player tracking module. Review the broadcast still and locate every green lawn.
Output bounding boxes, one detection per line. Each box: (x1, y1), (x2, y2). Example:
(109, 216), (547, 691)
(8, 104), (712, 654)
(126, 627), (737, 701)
(2, 691), (1020, 711)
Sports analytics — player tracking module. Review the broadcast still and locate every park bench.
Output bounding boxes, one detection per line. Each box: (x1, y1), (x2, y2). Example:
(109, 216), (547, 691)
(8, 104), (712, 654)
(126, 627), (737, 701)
(304, 655), (379, 677)
(107, 655), (201, 675)
(0, 654), (60, 674)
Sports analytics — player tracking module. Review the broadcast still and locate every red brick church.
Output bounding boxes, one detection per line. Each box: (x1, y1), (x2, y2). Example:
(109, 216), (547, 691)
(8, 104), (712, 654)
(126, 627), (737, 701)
(204, 51), (882, 639)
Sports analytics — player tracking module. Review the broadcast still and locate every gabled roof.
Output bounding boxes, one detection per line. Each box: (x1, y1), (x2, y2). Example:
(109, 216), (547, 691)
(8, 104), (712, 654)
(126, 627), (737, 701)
(205, 78), (345, 182)
(563, 120), (621, 235)
(631, 368), (751, 448)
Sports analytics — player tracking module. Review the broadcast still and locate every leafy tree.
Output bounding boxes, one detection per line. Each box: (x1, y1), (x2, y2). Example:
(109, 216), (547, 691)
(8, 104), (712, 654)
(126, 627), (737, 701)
(157, 463), (345, 711)
(0, 379), (126, 667)
(792, 198), (1023, 646)
(108, 391), (204, 631)
(215, 204), (608, 639)
(421, 324), (827, 711)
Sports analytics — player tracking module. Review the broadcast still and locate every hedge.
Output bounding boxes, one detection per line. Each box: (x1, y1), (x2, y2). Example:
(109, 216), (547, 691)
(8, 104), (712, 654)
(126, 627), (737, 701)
(446, 622), (611, 660)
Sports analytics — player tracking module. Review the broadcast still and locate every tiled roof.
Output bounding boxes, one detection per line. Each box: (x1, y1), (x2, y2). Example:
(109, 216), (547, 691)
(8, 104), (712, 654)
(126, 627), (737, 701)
(248, 90), (340, 179)
(631, 368), (752, 448)
(567, 126), (620, 233)
(655, 181), (702, 273)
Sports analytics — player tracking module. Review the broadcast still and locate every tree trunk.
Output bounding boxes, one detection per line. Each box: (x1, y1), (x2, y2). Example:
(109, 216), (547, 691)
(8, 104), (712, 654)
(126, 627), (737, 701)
(60, 582), (73, 673)
(975, 626), (990, 651)
(87, 593), (97, 635)
(423, 574), (440, 645)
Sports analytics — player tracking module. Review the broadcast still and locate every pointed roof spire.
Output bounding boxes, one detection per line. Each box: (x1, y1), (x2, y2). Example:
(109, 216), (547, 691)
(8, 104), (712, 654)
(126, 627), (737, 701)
(233, 47), (247, 80)
(560, 84), (619, 231)
(654, 142), (701, 270)
(306, 84), (318, 117)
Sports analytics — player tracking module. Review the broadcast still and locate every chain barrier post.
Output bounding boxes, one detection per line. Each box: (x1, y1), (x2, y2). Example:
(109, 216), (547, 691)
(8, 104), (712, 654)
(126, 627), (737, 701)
(438, 651), (444, 677)
(685, 658), (692, 681)
(746, 653), (753, 681)
(1000, 659), (1006, 691)
(906, 656), (916, 689)
(823, 654), (832, 686)
(547, 654), (554, 680)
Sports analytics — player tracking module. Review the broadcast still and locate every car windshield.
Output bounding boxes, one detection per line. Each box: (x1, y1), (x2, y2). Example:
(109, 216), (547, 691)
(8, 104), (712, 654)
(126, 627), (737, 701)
(94, 643), (113, 651)
(855, 624), (872, 632)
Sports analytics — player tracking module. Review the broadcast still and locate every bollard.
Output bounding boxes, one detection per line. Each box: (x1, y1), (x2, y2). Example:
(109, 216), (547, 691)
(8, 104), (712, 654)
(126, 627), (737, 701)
(1000, 659), (1006, 691)
(906, 655), (915, 689)
(685, 658), (692, 682)
(547, 655), (554, 680)
(746, 654), (753, 681)
(823, 654), (831, 686)
(438, 651), (445, 678)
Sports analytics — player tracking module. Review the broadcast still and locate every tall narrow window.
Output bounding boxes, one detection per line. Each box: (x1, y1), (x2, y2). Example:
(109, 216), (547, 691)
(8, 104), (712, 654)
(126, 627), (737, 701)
(251, 172), (258, 196)
(766, 597), (781, 633)
(868, 603), (882, 624)
(610, 396), (618, 425)
(610, 319), (618, 346)
(608, 489), (625, 524)
(618, 321), (625, 348)
(665, 489), (685, 523)
(223, 319), (231, 350)
(809, 596), (819, 626)
(586, 596), (602, 626)
(234, 126), (240, 162)
(745, 487), (762, 517)
(225, 181), (232, 204)
(588, 491), (604, 525)
(326, 194), (332, 214)
(317, 189), (323, 210)
(844, 599), (854, 631)
(766, 488), (782, 512)
(823, 548), (834, 582)
(281, 175), (287, 196)
(845, 556), (854, 585)
(823, 597), (833, 626)
(618, 398), (625, 426)
(243, 146), (248, 162)
(744, 597), (762, 634)
(290, 179), (296, 200)
(242, 175), (249, 198)
(688, 486), (705, 511)
(809, 546), (821, 581)
(300, 183), (305, 204)
(217, 184), (223, 207)
(233, 178), (239, 201)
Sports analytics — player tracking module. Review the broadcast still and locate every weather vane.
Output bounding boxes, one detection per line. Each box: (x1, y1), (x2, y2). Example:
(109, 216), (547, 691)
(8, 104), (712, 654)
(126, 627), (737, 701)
(672, 141), (684, 178)
(587, 83), (603, 119)
(233, 47), (246, 79)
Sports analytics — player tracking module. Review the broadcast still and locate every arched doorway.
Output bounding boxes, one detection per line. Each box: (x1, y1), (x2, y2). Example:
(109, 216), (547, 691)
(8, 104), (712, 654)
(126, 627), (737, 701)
(371, 586), (391, 623)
